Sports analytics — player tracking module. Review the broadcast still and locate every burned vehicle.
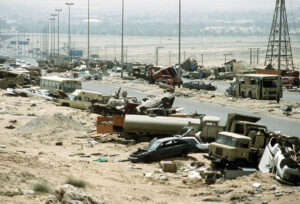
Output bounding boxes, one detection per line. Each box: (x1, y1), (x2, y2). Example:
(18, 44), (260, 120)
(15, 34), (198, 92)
(129, 137), (203, 163)
(0, 70), (24, 89)
(183, 80), (216, 91)
(129, 127), (209, 163)
(259, 136), (300, 185)
(136, 92), (175, 115)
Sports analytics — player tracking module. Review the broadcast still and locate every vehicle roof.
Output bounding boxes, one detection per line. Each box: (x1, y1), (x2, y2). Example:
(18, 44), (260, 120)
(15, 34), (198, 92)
(238, 74), (278, 78)
(203, 116), (220, 122)
(218, 131), (250, 140)
(41, 76), (81, 82)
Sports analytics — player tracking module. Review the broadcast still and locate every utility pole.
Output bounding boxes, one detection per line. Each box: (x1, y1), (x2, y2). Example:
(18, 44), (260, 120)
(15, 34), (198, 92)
(155, 46), (164, 66)
(126, 46), (128, 64)
(51, 14), (57, 56)
(87, 0), (90, 69)
(121, 0), (124, 78)
(178, 0), (182, 86)
(224, 54), (227, 63)
(55, 9), (62, 56)
(249, 48), (260, 65)
(201, 54), (204, 67)
(66, 2), (74, 64)
(250, 48), (252, 65)
(257, 48), (260, 64)
(49, 18), (54, 57)
(277, 0), (283, 103)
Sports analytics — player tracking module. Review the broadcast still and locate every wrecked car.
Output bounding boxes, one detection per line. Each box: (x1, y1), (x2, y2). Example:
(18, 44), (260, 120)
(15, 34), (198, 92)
(128, 126), (208, 163)
(14, 87), (52, 101)
(136, 92), (175, 115)
(259, 136), (300, 185)
(129, 136), (202, 163)
(183, 80), (216, 91)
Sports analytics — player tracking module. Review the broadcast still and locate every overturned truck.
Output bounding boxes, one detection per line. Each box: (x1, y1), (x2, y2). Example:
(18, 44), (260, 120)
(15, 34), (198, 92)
(259, 135), (300, 185)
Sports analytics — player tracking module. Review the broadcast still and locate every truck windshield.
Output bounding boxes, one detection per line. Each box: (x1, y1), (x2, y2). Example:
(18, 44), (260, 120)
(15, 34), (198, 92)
(216, 135), (237, 147)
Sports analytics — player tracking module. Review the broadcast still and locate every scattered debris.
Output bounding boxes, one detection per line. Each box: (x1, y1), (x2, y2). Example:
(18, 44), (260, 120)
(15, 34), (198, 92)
(45, 184), (106, 204)
(94, 158), (108, 162)
(160, 161), (177, 173)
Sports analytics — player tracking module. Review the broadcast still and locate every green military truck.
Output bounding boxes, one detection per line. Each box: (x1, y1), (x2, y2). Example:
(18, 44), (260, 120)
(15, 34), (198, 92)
(205, 131), (268, 169)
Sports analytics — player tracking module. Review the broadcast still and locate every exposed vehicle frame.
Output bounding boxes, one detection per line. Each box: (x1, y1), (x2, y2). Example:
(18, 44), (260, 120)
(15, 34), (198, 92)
(40, 76), (82, 96)
(234, 74), (282, 100)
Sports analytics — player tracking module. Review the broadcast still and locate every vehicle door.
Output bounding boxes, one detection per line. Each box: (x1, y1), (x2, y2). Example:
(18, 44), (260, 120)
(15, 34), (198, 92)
(192, 81), (199, 89)
(153, 140), (184, 159)
(157, 140), (186, 158)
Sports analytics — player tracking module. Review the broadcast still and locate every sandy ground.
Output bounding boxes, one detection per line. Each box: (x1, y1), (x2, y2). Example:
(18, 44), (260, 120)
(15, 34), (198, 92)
(0, 90), (300, 204)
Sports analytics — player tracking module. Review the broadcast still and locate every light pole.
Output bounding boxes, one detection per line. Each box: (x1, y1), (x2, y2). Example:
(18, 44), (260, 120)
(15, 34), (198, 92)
(87, 0), (90, 69)
(66, 2), (74, 59)
(49, 18), (55, 57)
(51, 14), (57, 56)
(178, 0), (181, 86)
(55, 9), (62, 56)
(155, 46), (164, 66)
(121, 0), (124, 78)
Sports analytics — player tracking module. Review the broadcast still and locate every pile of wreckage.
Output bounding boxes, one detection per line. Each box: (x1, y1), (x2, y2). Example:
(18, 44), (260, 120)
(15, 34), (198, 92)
(94, 106), (300, 185)
(1, 71), (299, 186)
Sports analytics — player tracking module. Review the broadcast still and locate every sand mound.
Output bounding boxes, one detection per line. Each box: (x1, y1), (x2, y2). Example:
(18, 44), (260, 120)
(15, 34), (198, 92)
(17, 113), (87, 133)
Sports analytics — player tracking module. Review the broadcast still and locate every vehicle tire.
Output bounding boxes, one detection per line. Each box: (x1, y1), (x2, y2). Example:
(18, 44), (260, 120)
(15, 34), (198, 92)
(144, 155), (153, 163)
(248, 91), (252, 99)
(241, 92), (245, 98)
(20, 92), (28, 97)
(61, 103), (70, 107)
(182, 149), (188, 157)
(234, 160), (248, 169)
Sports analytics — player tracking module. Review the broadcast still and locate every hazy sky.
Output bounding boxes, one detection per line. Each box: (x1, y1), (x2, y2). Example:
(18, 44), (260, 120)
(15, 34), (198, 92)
(1, 0), (300, 26)
(1, 0), (300, 14)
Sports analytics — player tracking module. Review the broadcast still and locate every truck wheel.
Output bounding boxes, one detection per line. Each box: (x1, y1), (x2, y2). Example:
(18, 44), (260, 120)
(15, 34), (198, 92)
(248, 91), (252, 99)
(234, 160), (247, 169)
(61, 103), (70, 107)
(241, 92), (245, 98)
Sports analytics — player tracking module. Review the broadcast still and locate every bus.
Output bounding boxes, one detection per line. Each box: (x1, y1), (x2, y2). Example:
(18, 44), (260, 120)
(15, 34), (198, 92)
(40, 76), (82, 96)
(234, 74), (282, 100)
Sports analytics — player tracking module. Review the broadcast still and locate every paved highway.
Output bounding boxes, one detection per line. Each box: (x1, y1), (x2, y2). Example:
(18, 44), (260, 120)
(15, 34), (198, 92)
(83, 81), (300, 137)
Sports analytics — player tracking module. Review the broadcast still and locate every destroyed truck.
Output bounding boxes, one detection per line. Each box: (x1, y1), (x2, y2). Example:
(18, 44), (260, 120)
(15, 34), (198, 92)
(197, 113), (268, 143)
(99, 113), (268, 142)
(0, 70), (24, 89)
(59, 90), (110, 110)
(205, 131), (269, 169)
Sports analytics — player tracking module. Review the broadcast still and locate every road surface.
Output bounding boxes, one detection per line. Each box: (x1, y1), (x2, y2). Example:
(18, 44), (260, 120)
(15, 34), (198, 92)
(83, 81), (300, 137)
